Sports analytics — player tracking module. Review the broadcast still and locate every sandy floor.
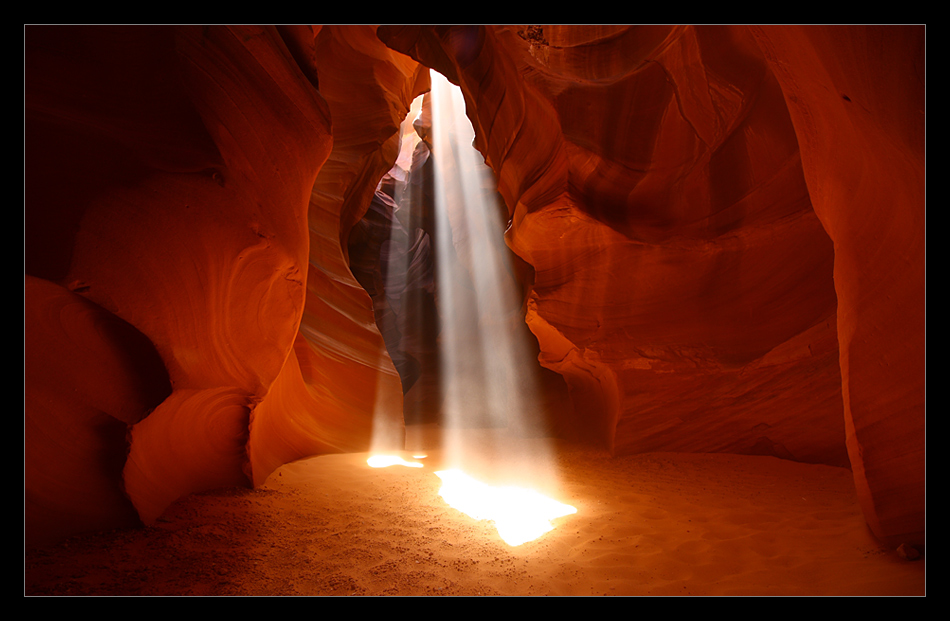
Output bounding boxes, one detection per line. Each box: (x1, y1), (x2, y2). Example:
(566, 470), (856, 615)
(25, 427), (924, 596)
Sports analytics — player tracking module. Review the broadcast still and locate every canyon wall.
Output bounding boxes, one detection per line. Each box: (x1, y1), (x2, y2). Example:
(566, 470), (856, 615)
(750, 26), (925, 549)
(25, 25), (924, 551)
(379, 25), (924, 549)
(25, 25), (426, 545)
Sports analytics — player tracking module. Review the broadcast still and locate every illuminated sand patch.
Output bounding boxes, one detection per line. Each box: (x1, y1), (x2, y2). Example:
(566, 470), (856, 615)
(366, 455), (425, 469)
(435, 469), (577, 546)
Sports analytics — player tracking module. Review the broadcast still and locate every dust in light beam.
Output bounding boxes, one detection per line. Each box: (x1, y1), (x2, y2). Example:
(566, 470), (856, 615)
(366, 70), (577, 548)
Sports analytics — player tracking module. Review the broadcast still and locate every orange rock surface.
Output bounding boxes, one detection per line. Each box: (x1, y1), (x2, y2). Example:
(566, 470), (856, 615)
(751, 26), (925, 549)
(25, 25), (924, 552)
(379, 25), (924, 549)
(25, 25), (424, 543)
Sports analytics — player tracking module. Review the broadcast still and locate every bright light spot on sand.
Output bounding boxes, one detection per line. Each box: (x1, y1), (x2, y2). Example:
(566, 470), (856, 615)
(435, 469), (577, 546)
(367, 455), (424, 469)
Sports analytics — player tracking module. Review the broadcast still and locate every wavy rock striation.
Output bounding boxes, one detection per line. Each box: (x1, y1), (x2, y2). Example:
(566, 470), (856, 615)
(25, 25), (426, 544)
(378, 25), (924, 548)
(25, 25), (923, 552)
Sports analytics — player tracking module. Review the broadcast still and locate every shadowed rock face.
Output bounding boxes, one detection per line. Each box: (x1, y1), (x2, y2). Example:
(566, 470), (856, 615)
(25, 25), (923, 550)
(380, 25), (839, 455)
(379, 25), (924, 550)
(25, 25), (426, 545)
(750, 25), (925, 550)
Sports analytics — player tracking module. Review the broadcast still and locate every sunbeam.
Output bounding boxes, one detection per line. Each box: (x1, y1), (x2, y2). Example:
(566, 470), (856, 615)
(366, 70), (573, 546)
(429, 71), (547, 459)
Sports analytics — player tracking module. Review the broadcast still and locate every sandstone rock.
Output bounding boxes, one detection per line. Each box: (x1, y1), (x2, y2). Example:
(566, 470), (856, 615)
(750, 25), (925, 550)
(379, 25), (924, 546)
(896, 543), (921, 561)
(25, 276), (170, 546)
(25, 25), (423, 535)
(25, 25), (924, 553)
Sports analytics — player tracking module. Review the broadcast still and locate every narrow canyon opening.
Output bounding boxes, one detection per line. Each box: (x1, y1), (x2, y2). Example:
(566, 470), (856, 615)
(352, 69), (577, 547)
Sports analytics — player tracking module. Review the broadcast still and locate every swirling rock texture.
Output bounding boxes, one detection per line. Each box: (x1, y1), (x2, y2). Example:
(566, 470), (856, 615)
(26, 25), (923, 553)
(25, 25), (427, 545)
(377, 25), (925, 550)
(246, 26), (429, 485)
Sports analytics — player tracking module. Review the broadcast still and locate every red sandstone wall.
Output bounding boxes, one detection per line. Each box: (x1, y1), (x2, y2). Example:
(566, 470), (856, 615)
(246, 26), (429, 486)
(378, 25), (924, 548)
(25, 25), (924, 551)
(379, 25), (846, 462)
(750, 25), (925, 548)
(25, 25), (425, 545)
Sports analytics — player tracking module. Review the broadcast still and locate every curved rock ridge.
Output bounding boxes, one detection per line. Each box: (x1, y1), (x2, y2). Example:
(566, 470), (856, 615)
(264, 26), (430, 472)
(25, 276), (171, 547)
(245, 25), (428, 487)
(377, 25), (924, 548)
(25, 25), (427, 543)
(749, 25), (925, 548)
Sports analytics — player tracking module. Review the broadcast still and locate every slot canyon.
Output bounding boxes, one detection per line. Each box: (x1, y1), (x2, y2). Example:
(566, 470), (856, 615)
(24, 25), (925, 596)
